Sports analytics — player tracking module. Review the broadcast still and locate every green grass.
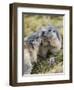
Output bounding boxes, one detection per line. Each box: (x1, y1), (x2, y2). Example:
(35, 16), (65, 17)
(31, 49), (63, 74)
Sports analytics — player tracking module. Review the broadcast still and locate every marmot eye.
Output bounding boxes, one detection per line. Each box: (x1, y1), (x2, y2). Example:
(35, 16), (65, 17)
(31, 40), (34, 42)
(36, 36), (39, 39)
(48, 29), (51, 32)
(42, 31), (45, 36)
(53, 30), (56, 32)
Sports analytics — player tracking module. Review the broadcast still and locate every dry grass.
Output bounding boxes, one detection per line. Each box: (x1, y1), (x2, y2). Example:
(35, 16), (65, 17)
(24, 15), (63, 37)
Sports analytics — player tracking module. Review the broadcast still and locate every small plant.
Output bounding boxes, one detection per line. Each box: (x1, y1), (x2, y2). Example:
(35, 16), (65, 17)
(31, 49), (63, 74)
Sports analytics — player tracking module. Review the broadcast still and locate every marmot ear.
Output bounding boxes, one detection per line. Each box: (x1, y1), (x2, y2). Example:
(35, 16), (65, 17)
(41, 31), (45, 36)
(56, 30), (62, 42)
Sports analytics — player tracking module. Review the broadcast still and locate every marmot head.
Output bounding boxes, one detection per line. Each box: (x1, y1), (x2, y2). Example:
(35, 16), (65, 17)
(41, 25), (61, 41)
(24, 32), (42, 49)
(40, 25), (62, 50)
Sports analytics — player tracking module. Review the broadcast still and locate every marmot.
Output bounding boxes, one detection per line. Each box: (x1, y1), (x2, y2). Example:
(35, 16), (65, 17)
(23, 25), (62, 75)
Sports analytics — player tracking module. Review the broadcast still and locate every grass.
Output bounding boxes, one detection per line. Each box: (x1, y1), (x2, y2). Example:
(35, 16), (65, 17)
(31, 49), (63, 74)
(24, 14), (63, 37)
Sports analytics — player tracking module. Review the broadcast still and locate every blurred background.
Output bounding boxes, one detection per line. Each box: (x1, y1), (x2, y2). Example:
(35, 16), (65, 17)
(23, 14), (63, 37)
